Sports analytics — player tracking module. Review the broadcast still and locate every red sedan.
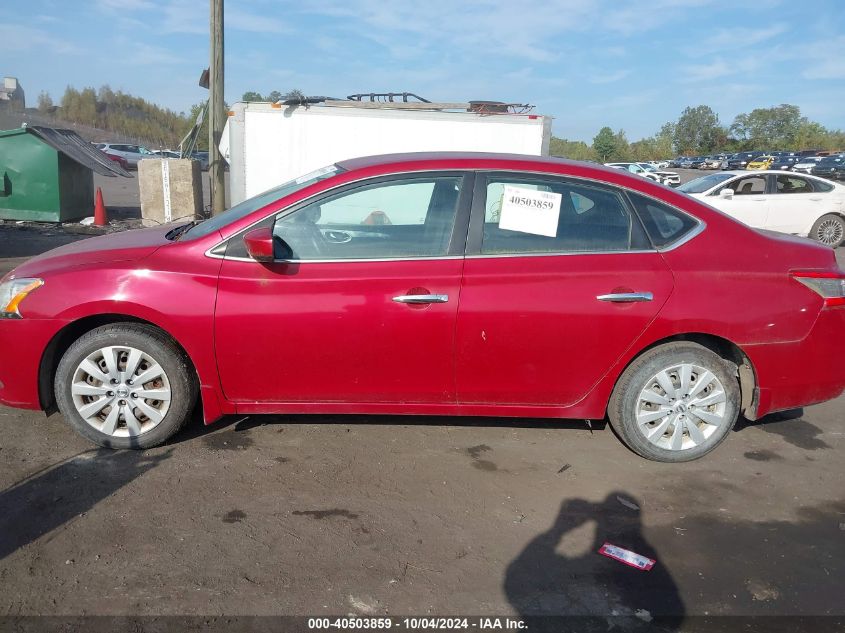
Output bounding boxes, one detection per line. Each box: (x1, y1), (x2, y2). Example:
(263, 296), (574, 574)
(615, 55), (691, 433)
(1, 153), (844, 462)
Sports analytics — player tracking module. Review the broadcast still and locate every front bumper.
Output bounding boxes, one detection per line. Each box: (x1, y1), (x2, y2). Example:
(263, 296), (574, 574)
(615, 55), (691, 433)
(0, 318), (66, 410)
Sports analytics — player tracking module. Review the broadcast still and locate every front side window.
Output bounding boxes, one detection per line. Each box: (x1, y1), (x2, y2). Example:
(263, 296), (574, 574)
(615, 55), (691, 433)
(183, 165), (344, 241)
(273, 175), (462, 260)
(718, 175), (766, 196)
(480, 176), (647, 254)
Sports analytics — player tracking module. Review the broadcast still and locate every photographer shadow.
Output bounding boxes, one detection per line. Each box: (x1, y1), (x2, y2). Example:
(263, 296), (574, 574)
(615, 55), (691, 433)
(504, 492), (684, 631)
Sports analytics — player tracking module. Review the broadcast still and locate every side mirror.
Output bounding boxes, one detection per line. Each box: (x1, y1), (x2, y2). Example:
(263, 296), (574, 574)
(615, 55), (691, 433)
(719, 188), (734, 199)
(243, 227), (275, 262)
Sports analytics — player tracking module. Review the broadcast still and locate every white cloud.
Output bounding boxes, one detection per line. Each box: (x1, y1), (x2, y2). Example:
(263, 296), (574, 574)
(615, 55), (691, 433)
(0, 23), (81, 55)
(227, 12), (290, 34)
(589, 69), (631, 84)
(305, 0), (601, 63)
(678, 57), (761, 82)
(97, 0), (155, 9)
(698, 23), (788, 53)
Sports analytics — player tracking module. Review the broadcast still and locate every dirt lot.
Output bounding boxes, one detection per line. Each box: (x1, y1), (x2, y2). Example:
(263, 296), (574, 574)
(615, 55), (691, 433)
(0, 169), (843, 631)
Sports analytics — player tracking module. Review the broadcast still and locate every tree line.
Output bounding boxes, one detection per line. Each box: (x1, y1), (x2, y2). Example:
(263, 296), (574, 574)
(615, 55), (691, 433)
(33, 86), (305, 149)
(35, 86), (203, 149)
(551, 104), (845, 163)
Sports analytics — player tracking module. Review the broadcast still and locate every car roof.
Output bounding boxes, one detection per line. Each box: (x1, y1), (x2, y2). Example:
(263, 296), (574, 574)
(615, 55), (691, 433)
(338, 152), (584, 171)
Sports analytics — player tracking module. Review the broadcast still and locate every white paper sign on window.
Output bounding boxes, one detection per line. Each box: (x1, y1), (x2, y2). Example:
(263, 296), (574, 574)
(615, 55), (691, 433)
(498, 186), (562, 238)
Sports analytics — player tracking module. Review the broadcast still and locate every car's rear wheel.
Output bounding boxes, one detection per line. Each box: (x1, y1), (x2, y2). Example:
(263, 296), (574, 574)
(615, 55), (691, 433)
(55, 323), (197, 449)
(810, 214), (845, 248)
(608, 342), (740, 462)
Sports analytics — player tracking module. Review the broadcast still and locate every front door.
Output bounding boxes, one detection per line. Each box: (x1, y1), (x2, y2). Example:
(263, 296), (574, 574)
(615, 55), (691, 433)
(455, 173), (674, 406)
(215, 173), (471, 403)
(709, 174), (769, 228)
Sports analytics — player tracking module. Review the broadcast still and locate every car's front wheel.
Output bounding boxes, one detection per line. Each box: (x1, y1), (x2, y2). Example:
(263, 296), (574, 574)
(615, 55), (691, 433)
(810, 214), (845, 248)
(608, 342), (740, 462)
(55, 323), (197, 449)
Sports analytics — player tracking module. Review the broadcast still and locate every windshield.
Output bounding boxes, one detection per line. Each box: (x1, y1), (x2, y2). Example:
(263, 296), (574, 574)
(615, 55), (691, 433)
(180, 164), (344, 241)
(637, 163), (657, 171)
(677, 173), (735, 194)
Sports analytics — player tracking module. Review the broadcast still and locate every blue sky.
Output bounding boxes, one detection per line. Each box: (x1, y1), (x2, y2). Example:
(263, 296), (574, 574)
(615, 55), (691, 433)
(2, 0), (844, 142)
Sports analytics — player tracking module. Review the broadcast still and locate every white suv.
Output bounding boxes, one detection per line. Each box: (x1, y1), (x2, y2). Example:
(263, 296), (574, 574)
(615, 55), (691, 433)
(605, 162), (681, 187)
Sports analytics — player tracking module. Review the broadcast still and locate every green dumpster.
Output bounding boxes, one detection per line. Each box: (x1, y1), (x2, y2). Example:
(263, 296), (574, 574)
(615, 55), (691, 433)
(0, 126), (129, 222)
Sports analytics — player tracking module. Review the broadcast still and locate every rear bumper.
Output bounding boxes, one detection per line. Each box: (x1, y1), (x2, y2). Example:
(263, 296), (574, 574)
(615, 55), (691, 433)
(0, 318), (65, 410)
(746, 308), (845, 418)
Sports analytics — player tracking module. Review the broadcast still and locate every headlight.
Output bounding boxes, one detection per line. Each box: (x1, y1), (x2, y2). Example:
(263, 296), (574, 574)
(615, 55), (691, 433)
(0, 278), (44, 318)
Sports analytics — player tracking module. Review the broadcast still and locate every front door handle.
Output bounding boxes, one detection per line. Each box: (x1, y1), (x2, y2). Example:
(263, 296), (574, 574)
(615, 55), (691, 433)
(597, 292), (653, 303)
(393, 294), (449, 304)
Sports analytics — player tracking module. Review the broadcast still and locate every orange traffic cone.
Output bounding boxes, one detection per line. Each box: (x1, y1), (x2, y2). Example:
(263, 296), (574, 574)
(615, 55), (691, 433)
(93, 187), (108, 226)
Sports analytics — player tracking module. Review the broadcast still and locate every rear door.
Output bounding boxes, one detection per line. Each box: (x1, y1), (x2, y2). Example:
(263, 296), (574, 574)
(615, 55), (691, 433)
(454, 173), (675, 407)
(766, 174), (836, 234)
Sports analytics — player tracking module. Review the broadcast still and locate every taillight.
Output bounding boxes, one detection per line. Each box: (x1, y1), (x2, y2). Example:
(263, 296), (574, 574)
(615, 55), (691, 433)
(791, 271), (845, 308)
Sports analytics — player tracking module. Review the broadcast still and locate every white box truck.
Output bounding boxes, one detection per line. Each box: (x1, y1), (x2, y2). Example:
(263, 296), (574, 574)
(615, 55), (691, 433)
(221, 101), (552, 205)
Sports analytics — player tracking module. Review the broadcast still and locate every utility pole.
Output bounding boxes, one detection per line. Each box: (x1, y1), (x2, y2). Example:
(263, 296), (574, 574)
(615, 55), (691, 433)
(209, 0), (225, 215)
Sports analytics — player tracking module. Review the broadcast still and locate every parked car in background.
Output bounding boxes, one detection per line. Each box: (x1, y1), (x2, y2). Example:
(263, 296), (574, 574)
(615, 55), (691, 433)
(725, 151), (765, 170)
(191, 151), (210, 171)
(678, 156), (703, 169)
(811, 155), (845, 179)
(636, 162), (681, 186)
(152, 150), (181, 159)
(746, 155), (776, 170)
(3, 153), (845, 463)
(605, 162), (679, 186)
(103, 153), (130, 170)
(701, 155), (726, 169)
(830, 162), (845, 182)
(769, 156), (799, 171)
(793, 156), (824, 174)
(678, 170), (845, 247)
(94, 143), (156, 168)
(668, 157), (685, 168)
(647, 160), (670, 169)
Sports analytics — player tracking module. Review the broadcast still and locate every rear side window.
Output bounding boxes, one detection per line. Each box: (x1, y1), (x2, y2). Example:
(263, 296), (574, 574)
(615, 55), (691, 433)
(775, 175), (813, 194)
(481, 176), (649, 254)
(628, 193), (699, 248)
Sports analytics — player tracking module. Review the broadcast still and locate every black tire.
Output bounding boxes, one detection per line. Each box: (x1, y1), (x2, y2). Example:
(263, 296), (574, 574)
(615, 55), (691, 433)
(810, 214), (845, 248)
(55, 323), (197, 449)
(608, 342), (740, 463)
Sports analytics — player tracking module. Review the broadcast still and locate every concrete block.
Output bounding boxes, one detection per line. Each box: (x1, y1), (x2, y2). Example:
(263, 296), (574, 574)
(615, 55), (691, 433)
(138, 159), (202, 227)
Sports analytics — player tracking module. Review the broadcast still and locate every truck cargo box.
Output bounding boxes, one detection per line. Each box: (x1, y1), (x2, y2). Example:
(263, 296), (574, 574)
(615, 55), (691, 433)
(221, 101), (552, 205)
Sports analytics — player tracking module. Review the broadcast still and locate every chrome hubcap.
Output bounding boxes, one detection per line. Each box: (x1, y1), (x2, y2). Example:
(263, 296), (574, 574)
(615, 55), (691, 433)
(636, 363), (727, 451)
(70, 346), (171, 437)
(817, 219), (844, 246)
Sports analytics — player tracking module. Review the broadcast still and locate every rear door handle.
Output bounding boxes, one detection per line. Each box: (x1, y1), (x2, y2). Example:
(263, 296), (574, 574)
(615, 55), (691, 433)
(597, 292), (653, 303)
(392, 294), (449, 304)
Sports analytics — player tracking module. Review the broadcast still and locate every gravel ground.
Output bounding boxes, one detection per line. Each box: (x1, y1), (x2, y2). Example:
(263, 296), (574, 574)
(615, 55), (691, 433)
(0, 166), (843, 630)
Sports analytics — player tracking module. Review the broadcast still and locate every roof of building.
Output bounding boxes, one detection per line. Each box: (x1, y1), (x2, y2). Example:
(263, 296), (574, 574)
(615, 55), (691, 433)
(0, 126), (130, 177)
